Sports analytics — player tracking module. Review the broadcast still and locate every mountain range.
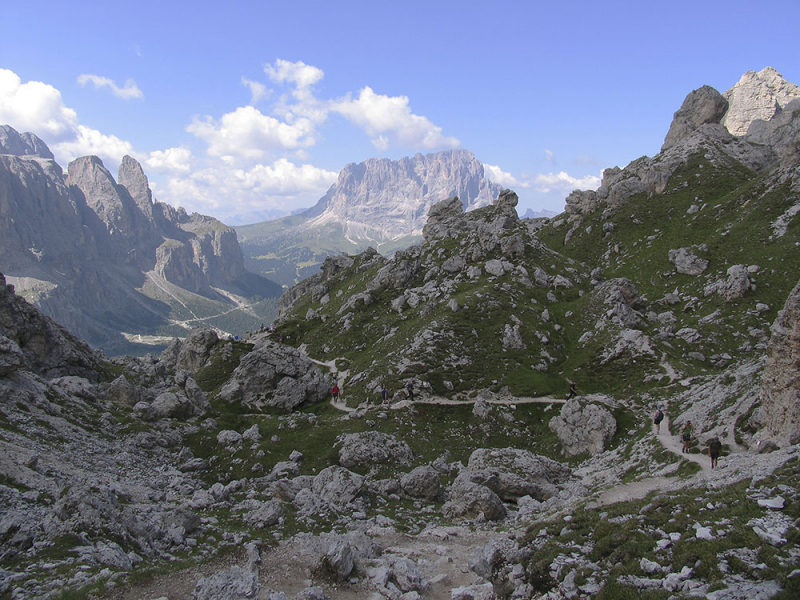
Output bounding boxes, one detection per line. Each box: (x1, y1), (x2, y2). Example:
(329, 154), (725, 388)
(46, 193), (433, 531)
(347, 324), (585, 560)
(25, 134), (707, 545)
(0, 126), (281, 355)
(236, 149), (504, 286)
(0, 67), (799, 599)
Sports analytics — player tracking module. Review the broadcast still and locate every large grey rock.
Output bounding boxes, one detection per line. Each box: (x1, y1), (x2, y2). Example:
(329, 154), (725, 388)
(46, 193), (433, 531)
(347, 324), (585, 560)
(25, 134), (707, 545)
(662, 85), (728, 150)
(337, 431), (414, 469)
(174, 328), (219, 372)
(668, 247), (709, 275)
(465, 448), (571, 501)
(311, 466), (364, 506)
(443, 474), (507, 521)
(400, 465), (441, 500)
(704, 265), (755, 300)
(243, 500), (284, 529)
(217, 338), (329, 410)
(549, 398), (617, 456)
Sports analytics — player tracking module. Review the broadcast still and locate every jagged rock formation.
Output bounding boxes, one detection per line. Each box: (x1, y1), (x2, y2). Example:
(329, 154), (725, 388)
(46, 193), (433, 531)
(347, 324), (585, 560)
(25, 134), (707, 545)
(236, 149), (504, 287)
(760, 278), (800, 445)
(0, 125), (280, 353)
(721, 67), (800, 136)
(306, 149), (502, 241)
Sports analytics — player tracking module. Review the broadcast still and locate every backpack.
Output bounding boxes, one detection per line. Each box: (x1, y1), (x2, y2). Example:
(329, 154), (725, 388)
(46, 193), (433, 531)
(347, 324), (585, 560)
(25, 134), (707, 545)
(710, 439), (722, 455)
(654, 410), (664, 424)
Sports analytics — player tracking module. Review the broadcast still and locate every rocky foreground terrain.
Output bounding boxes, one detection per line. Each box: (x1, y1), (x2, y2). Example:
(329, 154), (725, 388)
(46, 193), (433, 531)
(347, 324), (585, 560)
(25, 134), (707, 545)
(1, 67), (800, 599)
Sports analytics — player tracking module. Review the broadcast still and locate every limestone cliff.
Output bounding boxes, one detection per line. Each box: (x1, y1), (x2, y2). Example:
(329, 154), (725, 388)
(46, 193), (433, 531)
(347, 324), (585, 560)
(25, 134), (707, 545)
(760, 279), (800, 445)
(306, 149), (503, 241)
(0, 125), (280, 353)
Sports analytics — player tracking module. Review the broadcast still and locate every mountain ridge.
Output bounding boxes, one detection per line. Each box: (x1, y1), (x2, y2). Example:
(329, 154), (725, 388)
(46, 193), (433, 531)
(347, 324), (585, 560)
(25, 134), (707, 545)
(0, 125), (281, 354)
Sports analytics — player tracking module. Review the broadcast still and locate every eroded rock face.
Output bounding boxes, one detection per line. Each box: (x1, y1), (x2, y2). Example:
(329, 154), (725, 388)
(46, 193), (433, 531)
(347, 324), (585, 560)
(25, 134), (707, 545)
(217, 338), (328, 410)
(549, 398), (617, 456)
(760, 279), (800, 445)
(722, 67), (800, 136)
(662, 85), (729, 151)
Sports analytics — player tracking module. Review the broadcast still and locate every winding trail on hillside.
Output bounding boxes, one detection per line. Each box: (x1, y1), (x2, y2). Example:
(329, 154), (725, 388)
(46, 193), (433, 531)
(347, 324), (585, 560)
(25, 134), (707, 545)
(586, 413), (713, 509)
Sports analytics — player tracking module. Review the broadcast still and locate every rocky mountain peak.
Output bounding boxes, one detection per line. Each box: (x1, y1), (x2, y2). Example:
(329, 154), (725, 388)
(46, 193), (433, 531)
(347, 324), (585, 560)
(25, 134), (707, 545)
(661, 85), (729, 151)
(307, 149), (503, 242)
(118, 155), (155, 220)
(0, 124), (54, 159)
(721, 66), (800, 136)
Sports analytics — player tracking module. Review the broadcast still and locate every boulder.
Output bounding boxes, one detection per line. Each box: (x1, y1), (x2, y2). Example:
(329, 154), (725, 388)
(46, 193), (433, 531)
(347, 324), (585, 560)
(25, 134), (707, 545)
(465, 448), (571, 501)
(400, 465), (441, 500)
(243, 500), (284, 529)
(217, 338), (329, 410)
(443, 475), (507, 521)
(311, 466), (364, 506)
(337, 431), (414, 469)
(217, 430), (243, 446)
(668, 247), (709, 275)
(549, 398), (617, 456)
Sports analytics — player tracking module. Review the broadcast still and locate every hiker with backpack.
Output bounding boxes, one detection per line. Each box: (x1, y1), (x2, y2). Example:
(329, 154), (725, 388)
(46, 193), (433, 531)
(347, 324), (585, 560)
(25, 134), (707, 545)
(653, 405), (665, 434)
(380, 384), (389, 403)
(681, 420), (694, 453)
(331, 383), (340, 403)
(406, 380), (415, 401)
(708, 437), (722, 468)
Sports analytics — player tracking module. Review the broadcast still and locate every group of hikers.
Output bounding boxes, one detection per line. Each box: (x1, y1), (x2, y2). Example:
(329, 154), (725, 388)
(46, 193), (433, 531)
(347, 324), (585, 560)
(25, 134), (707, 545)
(330, 380), (414, 405)
(654, 405), (723, 469)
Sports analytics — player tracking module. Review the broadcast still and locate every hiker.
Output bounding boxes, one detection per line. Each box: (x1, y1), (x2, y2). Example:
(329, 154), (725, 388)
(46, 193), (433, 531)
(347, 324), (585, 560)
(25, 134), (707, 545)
(653, 405), (665, 434)
(331, 384), (340, 403)
(681, 420), (694, 453)
(566, 382), (577, 400)
(406, 380), (415, 401)
(708, 437), (722, 469)
(381, 385), (389, 403)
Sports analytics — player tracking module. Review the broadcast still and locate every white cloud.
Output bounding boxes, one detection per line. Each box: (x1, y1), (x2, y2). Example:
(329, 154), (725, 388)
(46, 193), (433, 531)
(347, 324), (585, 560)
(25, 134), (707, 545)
(531, 171), (601, 194)
(0, 69), (136, 169)
(484, 164), (528, 188)
(242, 77), (269, 105)
(545, 148), (555, 162)
(77, 74), (143, 100)
(332, 86), (460, 150)
(186, 105), (315, 161)
(264, 59), (323, 94)
(51, 125), (135, 167)
(146, 147), (193, 173)
(0, 68), (79, 139)
(159, 158), (337, 217)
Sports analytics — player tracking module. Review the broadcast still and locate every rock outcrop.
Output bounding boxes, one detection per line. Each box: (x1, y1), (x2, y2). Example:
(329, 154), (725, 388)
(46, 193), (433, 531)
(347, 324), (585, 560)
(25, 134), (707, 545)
(662, 85), (729, 151)
(721, 67), (800, 136)
(759, 279), (800, 445)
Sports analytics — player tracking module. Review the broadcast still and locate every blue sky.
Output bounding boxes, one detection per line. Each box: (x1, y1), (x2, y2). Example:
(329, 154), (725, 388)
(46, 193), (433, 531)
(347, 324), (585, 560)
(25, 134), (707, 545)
(2, 0), (799, 223)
